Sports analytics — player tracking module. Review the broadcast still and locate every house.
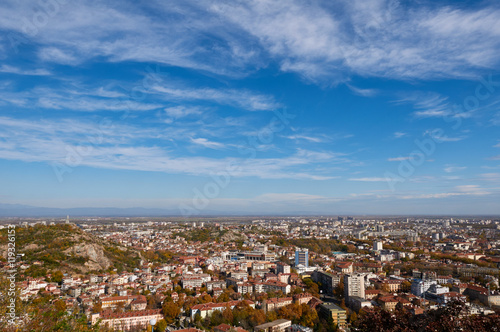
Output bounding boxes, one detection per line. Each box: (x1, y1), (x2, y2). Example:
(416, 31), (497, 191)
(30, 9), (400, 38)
(264, 297), (293, 312)
(335, 262), (353, 274)
(292, 293), (313, 305)
(130, 295), (147, 311)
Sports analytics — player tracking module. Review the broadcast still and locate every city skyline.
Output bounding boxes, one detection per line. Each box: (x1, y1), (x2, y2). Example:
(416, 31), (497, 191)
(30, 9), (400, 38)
(1, 0), (500, 215)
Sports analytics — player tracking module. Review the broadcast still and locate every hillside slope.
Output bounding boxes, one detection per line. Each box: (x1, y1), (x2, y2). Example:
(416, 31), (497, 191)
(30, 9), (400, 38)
(0, 224), (142, 275)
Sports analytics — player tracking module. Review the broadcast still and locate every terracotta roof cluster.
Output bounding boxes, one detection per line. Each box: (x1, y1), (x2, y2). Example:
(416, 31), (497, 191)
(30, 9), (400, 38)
(266, 297), (292, 304)
(214, 323), (248, 332)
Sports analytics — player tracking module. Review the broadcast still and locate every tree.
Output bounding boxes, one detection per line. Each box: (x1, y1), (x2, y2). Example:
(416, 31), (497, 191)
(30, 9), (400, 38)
(199, 294), (212, 304)
(352, 300), (500, 332)
(334, 279), (344, 299)
(380, 283), (391, 293)
(217, 292), (230, 302)
(51, 270), (64, 283)
(155, 319), (168, 332)
(249, 309), (266, 327)
(299, 304), (319, 327)
(54, 299), (67, 313)
(92, 301), (103, 313)
(340, 299), (347, 310)
(303, 278), (320, 297)
(222, 305), (233, 323)
(162, 301), (181, 324)
(266, 310), (278, 322)
(115, 301), (125, 312)
(401, 281), (412, 292)
(147, 295), (157, 309)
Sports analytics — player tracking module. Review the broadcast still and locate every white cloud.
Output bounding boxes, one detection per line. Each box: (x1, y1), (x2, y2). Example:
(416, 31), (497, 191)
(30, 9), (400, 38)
(400, 185), (490, 199)
(480, 173), (500, 182)
(394, 132), (407, 138)
(444, 166), (467, 173)
(0, 116), (343, 180)
(190, 138), (226, 149)
(387, 157), (409, 162)
(152, 84), (279, 111)
(254, 193), (327, 202)
(284, 135), (325, 143)
(397, 93), (451, 118)
(213, 1), (500, 81)
(346, 84), (378, 97)
(1, 1), (499, 82)
(36, 95), (162, 112)
(455, 185), (490, 195)
(0, 65), (51, 76)
(38, 47), (79, 65)
(349, 177), (388, 182)
(164, 106), (202, 118)
(423, 129), (466, 142)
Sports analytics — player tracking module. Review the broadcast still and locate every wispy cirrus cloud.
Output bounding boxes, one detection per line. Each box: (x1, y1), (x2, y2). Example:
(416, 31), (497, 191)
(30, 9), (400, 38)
(444, 165), (467, 173)
(388, 157), (409, 162)
(395, 92), (452, 118)
(346, 84), (378, 97)
(399, 185), (491, 199)
(349, 177), (387, 182)
(0, 116), (344, 180)
(212, 0), (500, 82)
(151, 84), (280, 111)
(284, 135), (326, 143)
(0, 65), (51, 76)
(423, 129), (467, 142)
(2, 1), (500, 82)
(479, 173), (500, 183)
(190, 137), (226, 150)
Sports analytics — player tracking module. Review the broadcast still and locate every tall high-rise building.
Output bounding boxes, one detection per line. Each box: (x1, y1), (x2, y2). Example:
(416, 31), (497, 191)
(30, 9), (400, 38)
(344, 273), (365, 303)
(295, 249), (309, 267)
(373, 241), (383, 251)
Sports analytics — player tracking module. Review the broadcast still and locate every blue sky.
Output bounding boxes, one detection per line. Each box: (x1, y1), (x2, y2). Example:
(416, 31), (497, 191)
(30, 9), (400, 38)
(1, 0), (500, 215)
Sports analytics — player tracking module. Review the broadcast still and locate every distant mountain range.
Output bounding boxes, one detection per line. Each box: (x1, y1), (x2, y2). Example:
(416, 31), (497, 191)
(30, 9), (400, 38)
(0, 203), (321, 217)
(2, 203), (494, 218)
(0, 203), (188, 217)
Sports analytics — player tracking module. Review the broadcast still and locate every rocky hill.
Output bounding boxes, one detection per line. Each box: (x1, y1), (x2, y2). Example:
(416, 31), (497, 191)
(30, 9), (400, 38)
(0, 224), (141, 276)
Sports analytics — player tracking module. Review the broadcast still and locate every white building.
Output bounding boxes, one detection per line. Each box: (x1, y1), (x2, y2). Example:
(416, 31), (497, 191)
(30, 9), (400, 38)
(373, 241), (383, 251)
(91, 309), (163, 331)
(411, 279), (437, 297)
(344, 273), (365, 303)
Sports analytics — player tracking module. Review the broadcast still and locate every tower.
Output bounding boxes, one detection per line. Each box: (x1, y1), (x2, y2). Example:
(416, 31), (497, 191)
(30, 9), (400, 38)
(344, 273), (365, 303)
(295, 248), (309, 267)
